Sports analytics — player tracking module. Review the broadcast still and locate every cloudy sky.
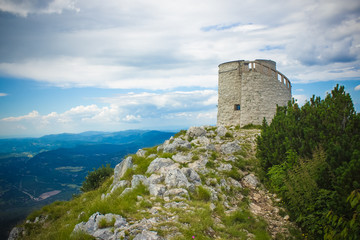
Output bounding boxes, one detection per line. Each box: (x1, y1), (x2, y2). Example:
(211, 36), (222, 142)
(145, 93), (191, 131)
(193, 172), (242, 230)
(0, 0), (359, 137)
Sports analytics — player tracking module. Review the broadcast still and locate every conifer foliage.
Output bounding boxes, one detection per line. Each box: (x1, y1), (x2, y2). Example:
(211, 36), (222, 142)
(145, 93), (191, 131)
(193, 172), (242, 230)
(256, 85), (360, 239)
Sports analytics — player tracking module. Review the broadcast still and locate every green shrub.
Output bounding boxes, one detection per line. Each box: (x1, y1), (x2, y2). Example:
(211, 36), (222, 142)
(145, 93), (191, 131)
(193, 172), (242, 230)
(192, 185), (211, 202)
(224, 168), (242, 181)
(206, 159), (215, 168)
(174, 130), (187, 138)
(98, 217), (115, 229)
(241, 123), (262, 129)
(70, 231), (96, 240)
(80, 164), (113, 192)
(224, 132), (233, 138)
(192, 154), (199, 161)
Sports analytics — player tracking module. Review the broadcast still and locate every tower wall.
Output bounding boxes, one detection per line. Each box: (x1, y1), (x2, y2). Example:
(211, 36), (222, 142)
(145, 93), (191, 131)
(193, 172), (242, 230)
(217, 59), (292, 127)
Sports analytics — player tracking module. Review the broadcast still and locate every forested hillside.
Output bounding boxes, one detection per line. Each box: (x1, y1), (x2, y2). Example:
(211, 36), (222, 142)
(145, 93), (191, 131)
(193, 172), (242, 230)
(257, 85), (360, 239)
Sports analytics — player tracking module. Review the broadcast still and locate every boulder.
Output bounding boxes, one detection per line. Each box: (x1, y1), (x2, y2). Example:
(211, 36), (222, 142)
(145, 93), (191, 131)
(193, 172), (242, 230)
(134, 229), (163, 240)
(73, 212), (126, 239)
(186, 126), (207, 138)
(228, 177), (243, 188)
(188, 159), (208, 174)
(181, 168), (201, 184)
(110, 180), (129, 193)
(191, 136), (210, 145)
(217, 163), (233, 171)
(149, 184), (167, 197)
(136, 149), (146, 157)
(120, 187), (133, 197)
(205, 144), (216, 151)
(146, 158), (175, 174)
(164, 168), (191, 188)
(243, 174), (260, 188)
(220, 140), (241, 154)
(163, 188), (189, 200)
(113, 156), (133, 183)
(8, 227), (24, 240)
(148, 174), (164, 184)
(216, 125), (227, 137)
(163, 138), (191, 153)
(131, 175), (149, 188)
(172, 152), (192, 163)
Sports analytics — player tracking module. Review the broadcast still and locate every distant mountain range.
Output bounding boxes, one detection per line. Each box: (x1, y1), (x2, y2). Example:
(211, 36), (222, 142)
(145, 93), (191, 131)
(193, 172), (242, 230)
(0, 130), (175, 239)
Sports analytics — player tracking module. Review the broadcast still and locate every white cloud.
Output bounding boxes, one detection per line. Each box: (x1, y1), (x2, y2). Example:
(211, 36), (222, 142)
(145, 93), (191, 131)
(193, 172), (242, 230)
(0, 90), (218, 136)
(293, 94), (308, 106)
(355, 85), (360, 91)
(0, 0), (359, 88)
(0, 93), (8, 97)
(0, 0), (79, 17)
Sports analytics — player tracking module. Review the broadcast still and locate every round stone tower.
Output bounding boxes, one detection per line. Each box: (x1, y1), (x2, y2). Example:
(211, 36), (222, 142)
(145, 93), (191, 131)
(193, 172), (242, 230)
(217, 59), (292, 127)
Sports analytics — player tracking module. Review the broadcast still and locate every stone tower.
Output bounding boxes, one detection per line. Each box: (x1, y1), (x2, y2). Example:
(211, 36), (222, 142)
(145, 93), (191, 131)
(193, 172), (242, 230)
(217, 59), (292, 127)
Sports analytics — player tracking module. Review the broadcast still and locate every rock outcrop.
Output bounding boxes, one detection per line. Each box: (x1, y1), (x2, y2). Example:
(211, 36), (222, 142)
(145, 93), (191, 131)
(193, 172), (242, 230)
(12, 126), (299, 240)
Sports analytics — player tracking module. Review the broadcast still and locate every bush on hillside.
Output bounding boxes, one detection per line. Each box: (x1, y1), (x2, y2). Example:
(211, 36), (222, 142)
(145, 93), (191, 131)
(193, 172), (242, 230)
(256, 85), (360, 239)
(80, 164), (113, 192)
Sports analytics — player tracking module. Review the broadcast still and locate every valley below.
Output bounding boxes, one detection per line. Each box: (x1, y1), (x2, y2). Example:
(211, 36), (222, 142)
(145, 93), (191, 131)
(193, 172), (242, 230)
(0, 130), (174, 240)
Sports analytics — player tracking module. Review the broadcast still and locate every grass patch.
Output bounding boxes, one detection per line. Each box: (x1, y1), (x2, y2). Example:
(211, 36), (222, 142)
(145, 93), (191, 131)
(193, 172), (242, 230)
(192, 154), (199, 161)
(222, 210), (270, 240)
(191, 186), (211, 202)
(143, 146), (158, 156)
(174, 203), (214, 240)
(242, 124), (262, 129)
(158, 152), (175, 159)
(224, 132), (233, 138)
(98, 217), (115, 229)
(210, 151), (218, 160)
(224, 168), (243, 181)
(206, 159), (215, 168)
(174, 130), (187, 138)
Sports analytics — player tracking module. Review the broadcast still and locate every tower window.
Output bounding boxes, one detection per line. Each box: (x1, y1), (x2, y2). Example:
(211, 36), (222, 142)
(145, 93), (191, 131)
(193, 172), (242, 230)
(234, 104), (241, 111)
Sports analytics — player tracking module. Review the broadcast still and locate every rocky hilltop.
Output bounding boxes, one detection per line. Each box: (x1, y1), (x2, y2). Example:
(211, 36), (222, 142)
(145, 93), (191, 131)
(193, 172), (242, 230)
(9, 126), (299, 240)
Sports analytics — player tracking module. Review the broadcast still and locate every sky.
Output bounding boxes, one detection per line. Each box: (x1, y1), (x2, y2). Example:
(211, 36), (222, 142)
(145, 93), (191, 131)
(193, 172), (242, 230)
(0, 0), (359, 138)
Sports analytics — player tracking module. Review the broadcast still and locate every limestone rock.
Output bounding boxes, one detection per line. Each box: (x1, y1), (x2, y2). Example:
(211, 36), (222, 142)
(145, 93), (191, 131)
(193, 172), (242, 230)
(113, 156), (133, 183)
(181, 167), (201, 184)
(120, 187), (133, 197)
(188, 159), (208, 174)
(220, 140), (241, 154)
(186, 126), (207, 138)
(172, 152), (192, 163)
(136, 149), (146, 157)
(191, 136), (210, 145)
(164, 168), (191, 188)
(163, 188), (189, 200)
(228, 177), (243, 188)
(243, 174), (260, 188)
(163, 138), (191, 153)
(8, 227), (24, 240)
(73, 212), (126, 239)
(148, 174), (164, 185)
(217, 163), (232, 171)
(110, 180), (129, 194)
(216, 125), (227, 137)
(131, 175), (149, 188)
(134, 229), (164, 240)
(149, 184), (167, 197)
(146, 158), (174, 174)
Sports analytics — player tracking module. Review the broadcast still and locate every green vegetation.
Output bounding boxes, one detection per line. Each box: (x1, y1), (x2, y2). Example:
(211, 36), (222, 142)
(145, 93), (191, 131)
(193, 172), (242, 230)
(98, 217), (115, 229)
(256, 85), (360, 239)
(241, 124), (262, 129)
(192, 185), (211, 202)
(80, 164), (113, 192)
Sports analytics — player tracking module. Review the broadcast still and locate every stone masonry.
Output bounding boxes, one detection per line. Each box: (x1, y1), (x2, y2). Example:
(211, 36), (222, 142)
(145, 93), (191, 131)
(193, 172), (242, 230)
(217, 59), (291, 127)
